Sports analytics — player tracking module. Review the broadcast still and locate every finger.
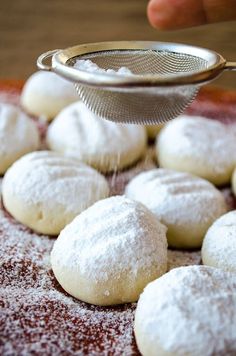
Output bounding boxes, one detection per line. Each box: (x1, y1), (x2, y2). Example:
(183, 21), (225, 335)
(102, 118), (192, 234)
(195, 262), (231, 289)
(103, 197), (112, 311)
(147, 0), (236, 30)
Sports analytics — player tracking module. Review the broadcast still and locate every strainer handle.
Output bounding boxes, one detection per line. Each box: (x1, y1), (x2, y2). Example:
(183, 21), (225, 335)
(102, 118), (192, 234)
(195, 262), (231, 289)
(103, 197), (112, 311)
(37, 49), (61, 71)
(225, 62), (236, 71)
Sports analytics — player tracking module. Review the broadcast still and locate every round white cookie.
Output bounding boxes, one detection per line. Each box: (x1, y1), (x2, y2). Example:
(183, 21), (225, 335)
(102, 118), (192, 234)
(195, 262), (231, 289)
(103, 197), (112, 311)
(51, 196), (167, 305)
(202, 210), (236, 273)
(2, 151), (109, 235)
(135, 265), (236, 356)
(157, 115), (236, 185)
(47, 101), (147, 172)
(125, 169), (227, 249)
(21, 71), (78, 120)
(0, 103), (40, 174)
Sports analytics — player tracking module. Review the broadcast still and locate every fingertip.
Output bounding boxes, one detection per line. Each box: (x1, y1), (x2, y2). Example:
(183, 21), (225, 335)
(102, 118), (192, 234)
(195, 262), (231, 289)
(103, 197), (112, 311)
(147, 0), (173, 30)
(147, 0), (158, 29)
(147, 0), (206, 30)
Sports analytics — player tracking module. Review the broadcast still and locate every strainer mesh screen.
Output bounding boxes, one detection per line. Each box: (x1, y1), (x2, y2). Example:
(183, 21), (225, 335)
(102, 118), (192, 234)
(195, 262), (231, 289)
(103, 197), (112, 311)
(68, 49), (208, 124)
(69, 50), (208, 75)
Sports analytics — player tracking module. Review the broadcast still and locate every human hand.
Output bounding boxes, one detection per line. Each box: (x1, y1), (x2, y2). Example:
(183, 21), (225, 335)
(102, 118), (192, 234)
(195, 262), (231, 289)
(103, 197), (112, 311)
(147, 0), (236, 30)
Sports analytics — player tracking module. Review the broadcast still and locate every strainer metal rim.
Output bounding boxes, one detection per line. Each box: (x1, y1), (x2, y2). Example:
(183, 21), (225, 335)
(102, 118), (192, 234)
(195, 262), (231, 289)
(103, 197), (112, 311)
(37, 41), (229, 88)
(43, 41), (226, 87)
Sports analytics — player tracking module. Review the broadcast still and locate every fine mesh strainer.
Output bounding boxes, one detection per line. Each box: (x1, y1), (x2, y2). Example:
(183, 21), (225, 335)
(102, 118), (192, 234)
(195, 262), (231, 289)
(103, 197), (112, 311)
(37, 41), (236, 125)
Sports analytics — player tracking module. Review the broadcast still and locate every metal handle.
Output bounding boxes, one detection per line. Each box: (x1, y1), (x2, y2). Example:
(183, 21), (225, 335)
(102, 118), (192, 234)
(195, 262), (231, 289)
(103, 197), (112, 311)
(225, 62), (236, 71)
(37, 49), (61, 71)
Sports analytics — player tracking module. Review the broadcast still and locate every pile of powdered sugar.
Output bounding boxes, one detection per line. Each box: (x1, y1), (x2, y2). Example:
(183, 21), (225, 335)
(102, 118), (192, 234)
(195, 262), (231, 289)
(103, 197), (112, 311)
(74, 59), (134, 76)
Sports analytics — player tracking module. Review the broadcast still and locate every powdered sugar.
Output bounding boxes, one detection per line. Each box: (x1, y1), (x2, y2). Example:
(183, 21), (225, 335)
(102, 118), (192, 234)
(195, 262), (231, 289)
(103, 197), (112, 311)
(202, 210), (236, 272)
(1, 286), (136, 355)
(135, 266), (236, 356)
(105, 145), (156, 195)
(167, 250), (201, 271)
(74, 59), (134, 76)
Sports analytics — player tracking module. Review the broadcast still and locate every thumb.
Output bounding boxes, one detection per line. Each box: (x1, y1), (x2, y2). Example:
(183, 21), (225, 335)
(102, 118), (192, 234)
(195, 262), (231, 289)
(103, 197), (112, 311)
(147, 0), (236, 30)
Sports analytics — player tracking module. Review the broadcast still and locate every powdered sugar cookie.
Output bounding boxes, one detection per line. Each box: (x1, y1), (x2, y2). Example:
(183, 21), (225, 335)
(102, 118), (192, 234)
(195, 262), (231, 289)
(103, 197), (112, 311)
(51, 196), (167, 305)
(157, 115), (236, 185)
(2, 151), (109, 235)
(134, 265), (236, 356)
(125, 169), (227, 248)
(0, 103), (40, 174)
(202, 210), (236, 273)
(21, 71), (78, 120)
(47, 102), (147, 172)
